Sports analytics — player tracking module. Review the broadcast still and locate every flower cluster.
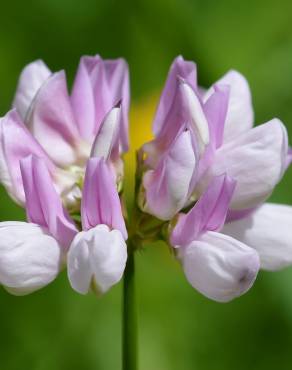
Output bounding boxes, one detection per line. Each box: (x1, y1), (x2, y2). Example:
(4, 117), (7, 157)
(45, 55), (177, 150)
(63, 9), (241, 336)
(0, 55), (291, 302)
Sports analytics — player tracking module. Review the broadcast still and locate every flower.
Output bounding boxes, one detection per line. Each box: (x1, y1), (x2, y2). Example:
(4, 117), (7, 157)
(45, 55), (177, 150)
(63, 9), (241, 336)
(0, 55), (129, 210)
(0, 155), (77, 295)
(67, 157), (127, 295)
(139, 56), (290, 221)
(0, 155), (127, 295)
(136, 55), (292, 300)
(170, 174), (260, 302)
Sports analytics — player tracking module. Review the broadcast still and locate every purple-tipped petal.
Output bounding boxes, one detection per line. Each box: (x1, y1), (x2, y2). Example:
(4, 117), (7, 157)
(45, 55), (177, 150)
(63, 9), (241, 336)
(71, 56), (129, 151)
(13, 60), (51, 120)
(142, 130), (197, 221)
(81, 158), (127, 239)
(71, 56), (97, 140)
(153, 78), (188, 154)
(144, 78), (205, 171)
(180, 231), (260, 302)
(203, 84), (230, 149)
(186, 84), (229, 189)
(20, 155), (78, 249)
(104, 59), (130, 152)
(171, 174), (236, 247)
(226, 208), (257, 223)
(0, 110), (56, 204)
(27, 71), (79, 167)
(181, 81), (224, 195)
(204, 70), (254, 142)
(153, 56), (197, 136)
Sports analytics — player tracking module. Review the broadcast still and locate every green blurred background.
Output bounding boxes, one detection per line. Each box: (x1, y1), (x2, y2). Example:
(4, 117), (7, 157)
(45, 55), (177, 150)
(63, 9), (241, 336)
(1, 0), (292, 369)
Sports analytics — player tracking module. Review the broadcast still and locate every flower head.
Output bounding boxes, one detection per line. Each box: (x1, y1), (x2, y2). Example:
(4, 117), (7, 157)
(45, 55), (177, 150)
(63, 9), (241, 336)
(0, 55), (129, 296)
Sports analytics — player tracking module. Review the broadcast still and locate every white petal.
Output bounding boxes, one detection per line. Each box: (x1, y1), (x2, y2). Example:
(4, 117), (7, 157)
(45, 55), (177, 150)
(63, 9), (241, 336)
(211, 119), (288, 209)
(204, 70), (254, 142)
(90, 106), (120, 159)
(66, 232), (92, 294)
(180, 231), (260, 302)
(0, 222), (62, 295)
(67, 224), (127, 295)
(13, 60), (51, 120)
(222, 203), (292, 271)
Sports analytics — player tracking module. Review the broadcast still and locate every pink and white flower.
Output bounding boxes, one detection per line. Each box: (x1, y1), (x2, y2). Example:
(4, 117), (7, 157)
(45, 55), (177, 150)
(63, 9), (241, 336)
(0, 55), (129, 210)
(140, 55), (292, 284)
(170, 174), (260, 302)
(67, 157), (127, 295)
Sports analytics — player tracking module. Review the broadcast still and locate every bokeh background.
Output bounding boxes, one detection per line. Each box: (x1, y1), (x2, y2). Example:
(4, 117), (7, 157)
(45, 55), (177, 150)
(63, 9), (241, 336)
(1, 0), (292, 369)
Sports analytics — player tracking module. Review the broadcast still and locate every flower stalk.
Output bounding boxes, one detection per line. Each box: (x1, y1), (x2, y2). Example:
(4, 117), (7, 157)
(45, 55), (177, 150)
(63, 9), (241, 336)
(122, 242), (138, 370)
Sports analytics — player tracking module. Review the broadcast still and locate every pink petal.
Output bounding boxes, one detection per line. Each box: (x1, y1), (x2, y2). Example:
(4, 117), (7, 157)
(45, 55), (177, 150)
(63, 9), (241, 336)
(27, 71), (79, 167)
(150, 79), (187, 157)
(20, 155), (78, 250)
(186, 84), (229, 190)
(171, 174), (236, 247)
(203, 84), (230, 149)
(104, 59), (130, 152)
(71, 56), (99, 140)
(0, 110), (56, 204)
(142, 130), (196, 220)
(204, 70), (254, 142)
(153, 56), (197, 136)
(81, 158), (127, 239)
(144, 78), (204, 170)
(71, 56), (129, 151)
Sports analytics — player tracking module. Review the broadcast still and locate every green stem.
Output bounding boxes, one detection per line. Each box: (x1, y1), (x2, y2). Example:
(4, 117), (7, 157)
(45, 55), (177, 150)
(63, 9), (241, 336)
(122, 245), (138, 370)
